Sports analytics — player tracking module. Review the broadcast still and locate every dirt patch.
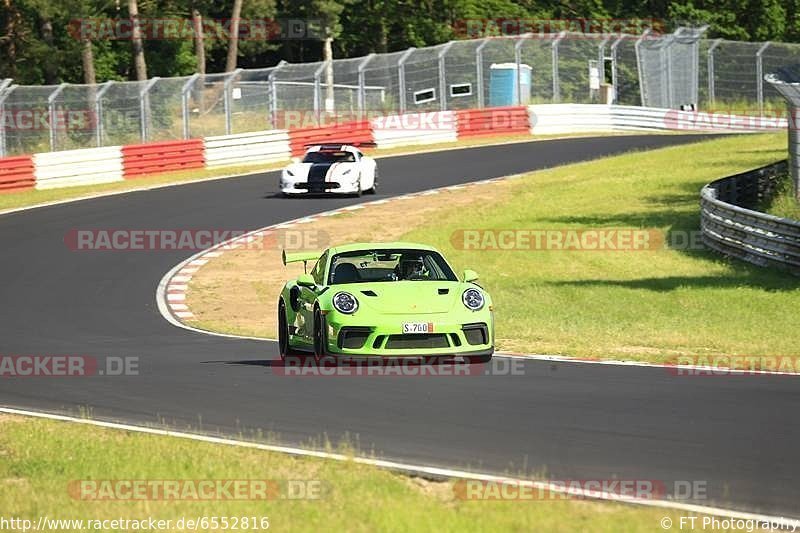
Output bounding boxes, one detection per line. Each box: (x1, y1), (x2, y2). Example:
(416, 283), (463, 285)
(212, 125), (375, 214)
(186, 182), (514, 338)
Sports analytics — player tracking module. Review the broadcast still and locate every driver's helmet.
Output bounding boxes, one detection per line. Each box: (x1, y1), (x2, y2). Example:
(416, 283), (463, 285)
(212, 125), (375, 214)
(399, 255), (426, 280)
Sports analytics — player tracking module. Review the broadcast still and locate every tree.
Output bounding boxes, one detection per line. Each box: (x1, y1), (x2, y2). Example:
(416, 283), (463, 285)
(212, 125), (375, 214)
(225, 0), (243, 72)
(128, 0), (147, 80)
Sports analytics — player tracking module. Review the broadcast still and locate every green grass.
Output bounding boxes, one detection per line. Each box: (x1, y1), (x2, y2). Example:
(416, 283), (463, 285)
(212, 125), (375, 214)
(0, 415), (728, 532)
(403, 133), (800, 360)
(764, 174), (800, 220)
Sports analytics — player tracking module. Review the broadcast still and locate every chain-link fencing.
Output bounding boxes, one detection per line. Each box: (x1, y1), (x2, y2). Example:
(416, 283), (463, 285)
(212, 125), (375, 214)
(2, 28), (800, 156)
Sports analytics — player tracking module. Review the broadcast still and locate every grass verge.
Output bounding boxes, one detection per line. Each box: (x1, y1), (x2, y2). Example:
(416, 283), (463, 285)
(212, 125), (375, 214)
(0, 414), (734, 532)
(186, 132), (800, 363)
(764, 174), (800, 220)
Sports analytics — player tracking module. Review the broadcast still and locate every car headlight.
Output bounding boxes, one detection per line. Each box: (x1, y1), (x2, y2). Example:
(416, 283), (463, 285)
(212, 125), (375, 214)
(332, 291), (359, 314)
(462, 288), (484, 311)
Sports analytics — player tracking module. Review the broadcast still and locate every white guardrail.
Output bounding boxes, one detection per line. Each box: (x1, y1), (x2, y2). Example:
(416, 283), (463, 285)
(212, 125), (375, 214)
(371, 111), (458, 149)
(203, 130), (291, 168)
(33, 146), (123, 190)
(527, 104), (786, 134)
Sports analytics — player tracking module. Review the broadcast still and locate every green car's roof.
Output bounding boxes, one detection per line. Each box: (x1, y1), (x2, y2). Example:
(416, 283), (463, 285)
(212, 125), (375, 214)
(326, 241), (441, 255)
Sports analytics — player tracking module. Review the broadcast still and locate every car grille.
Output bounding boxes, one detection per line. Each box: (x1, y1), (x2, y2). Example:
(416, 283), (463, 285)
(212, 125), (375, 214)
(384, 334), (450, 349)
(462, 323), (489, 346)
(338, 327), (372, 349)
(295, 182), (340, 189)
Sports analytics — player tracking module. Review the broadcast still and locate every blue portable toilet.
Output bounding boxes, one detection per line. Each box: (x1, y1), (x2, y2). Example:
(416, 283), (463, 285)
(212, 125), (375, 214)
(489, 63), (532, 106)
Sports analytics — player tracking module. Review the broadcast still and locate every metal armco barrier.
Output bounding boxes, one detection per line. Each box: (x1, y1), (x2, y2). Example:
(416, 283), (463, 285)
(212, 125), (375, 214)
(0, 155), (35, 192)
(204, 130), (291, 168)
(122, 139), (205, 178)
(288, 121), (372, 156)
(33, 146), (123, 190)
(456, 107), (529, 138)
(701, 160), (800, 274)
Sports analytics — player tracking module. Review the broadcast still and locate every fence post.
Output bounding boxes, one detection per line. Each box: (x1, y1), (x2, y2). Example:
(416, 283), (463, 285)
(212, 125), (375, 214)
(268, 60), (287, 128)
(438, 41), (455, 111)
(94, 81), (114, 147)
(610, 36), (624, 104)
(223, 68), (242, 135)
(47, 83), (67, 152)
(635, 28), (652, 106)
(0, 80), (12, 157)
(313, 61), (328, 125)
(551, 31), (566, 103)
(756, 42), (771, 115)
(514, 36), (526, 105)
(357, 53), (375, 119)
(707, 39), (722, 107)
(597, 36), (611, 103)
(180, 74), (199, 140)
(139, 77), (159, 142)
(397, 48), (415, 114)
(476, 39), (489, 108)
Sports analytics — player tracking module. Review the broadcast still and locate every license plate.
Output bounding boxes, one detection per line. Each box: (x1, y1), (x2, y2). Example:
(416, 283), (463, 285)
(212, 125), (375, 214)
(402, 322), (434, 334)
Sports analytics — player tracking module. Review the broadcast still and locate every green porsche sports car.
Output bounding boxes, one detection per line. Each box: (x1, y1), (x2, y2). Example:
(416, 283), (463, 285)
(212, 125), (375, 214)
(278, 242), (494, 363)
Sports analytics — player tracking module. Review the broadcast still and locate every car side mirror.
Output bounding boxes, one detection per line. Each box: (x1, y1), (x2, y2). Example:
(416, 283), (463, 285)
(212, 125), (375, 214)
(297, 273), (315, 287)
(463, 269), (479, 283)
(290, 156), (300, 164)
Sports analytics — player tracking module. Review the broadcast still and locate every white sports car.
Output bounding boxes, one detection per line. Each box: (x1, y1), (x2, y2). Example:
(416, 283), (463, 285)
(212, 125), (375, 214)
(280, 143), (378, 197)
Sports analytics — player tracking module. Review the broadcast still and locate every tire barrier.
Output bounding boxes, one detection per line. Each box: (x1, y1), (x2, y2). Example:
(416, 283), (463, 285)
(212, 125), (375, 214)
(371, 111), (457, 148)
(204, 130), (291, 168)
(122, 139), (205, 178)
(456, 107), (530, 138)
(33, 146), (123, 190)
(700, 160), (800, 274)
(0, 155), (35, 192)
(288, 120), (372, 156)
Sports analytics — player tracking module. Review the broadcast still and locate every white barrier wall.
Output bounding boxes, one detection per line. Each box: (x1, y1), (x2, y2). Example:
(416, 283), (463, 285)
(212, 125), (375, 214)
(33, 146), (124, 190)
(371, 111), (458, 148)
(528, 104), (786, 135)
(204, 130), (291, 168)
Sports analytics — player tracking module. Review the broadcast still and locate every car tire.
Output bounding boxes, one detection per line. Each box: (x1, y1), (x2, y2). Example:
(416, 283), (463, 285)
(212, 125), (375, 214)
(278, 299), (304, 363)
(353, 178), (363, 198)
(365, 169), (378, 194)
(313, 308), (328, 362)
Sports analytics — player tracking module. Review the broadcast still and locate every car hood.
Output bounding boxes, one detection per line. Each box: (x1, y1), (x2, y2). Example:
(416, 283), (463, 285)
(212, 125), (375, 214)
(338, 281), (465, 314)
(285, 162), (358, 179)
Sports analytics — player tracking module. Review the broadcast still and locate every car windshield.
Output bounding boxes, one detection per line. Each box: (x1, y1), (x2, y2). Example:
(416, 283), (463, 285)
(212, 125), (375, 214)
(303, 150), (356, 163)
(328, 249), (457, 285)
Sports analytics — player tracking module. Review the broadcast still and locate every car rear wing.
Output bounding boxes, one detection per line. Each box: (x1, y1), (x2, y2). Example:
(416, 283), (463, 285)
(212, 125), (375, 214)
(282, 250), (322, 272)
(304, 141), (377, 149)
